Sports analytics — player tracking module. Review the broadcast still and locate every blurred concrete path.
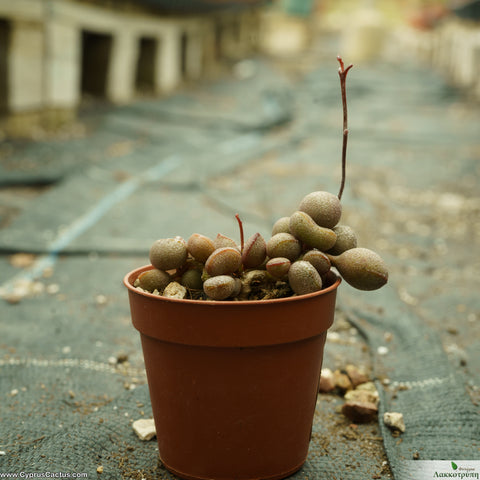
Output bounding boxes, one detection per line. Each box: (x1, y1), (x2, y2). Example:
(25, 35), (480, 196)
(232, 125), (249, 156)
(1, 35), (479, 478)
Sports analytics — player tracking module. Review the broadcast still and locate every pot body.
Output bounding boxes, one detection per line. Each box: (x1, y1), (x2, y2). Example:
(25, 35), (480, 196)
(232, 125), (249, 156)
(125, 265), (340, 480)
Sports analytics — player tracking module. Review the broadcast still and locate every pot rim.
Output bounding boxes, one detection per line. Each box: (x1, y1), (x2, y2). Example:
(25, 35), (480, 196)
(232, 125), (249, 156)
(124, 264), (341, 306)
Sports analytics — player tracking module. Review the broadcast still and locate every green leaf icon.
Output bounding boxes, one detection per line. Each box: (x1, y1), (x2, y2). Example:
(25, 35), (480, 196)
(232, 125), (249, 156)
(452, 462), (458, 470)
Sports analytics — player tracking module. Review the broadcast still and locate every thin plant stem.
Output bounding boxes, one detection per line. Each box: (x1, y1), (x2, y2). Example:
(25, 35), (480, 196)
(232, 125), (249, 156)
(235, 213), (244, 254)
(337, 56), (353, 201)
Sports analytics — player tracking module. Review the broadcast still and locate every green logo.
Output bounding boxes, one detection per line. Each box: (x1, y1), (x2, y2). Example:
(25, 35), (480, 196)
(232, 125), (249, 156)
(452, 462), (458, 470)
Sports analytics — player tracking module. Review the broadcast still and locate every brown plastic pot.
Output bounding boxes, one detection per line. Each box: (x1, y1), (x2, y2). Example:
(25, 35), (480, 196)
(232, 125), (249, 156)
(124, 265), (341, 480)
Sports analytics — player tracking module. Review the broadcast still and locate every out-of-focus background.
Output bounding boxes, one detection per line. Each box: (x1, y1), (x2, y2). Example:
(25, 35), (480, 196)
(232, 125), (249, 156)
(0, 0), (479, 137)
(1, 1), (479, 479)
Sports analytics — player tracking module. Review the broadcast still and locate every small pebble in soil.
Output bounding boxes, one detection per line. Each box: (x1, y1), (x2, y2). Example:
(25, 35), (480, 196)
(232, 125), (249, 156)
(356, 381), (378, 394)
(46, 284), (60, 295)
(333, 370), (353, 393)
(9, 253), (37, 268)
(116, 353), (128, 363)
(132, 418), (156, 441)
(96, 294), (108, 305)
(345, 364), (369, 387)
(163, 282), (187, 299)
(383, 412), (406, 433)
(318, 368), (335, 393)
(344, 388), (379, 406)
(377, 346), (389, 356)
(341, 400), (378, 424)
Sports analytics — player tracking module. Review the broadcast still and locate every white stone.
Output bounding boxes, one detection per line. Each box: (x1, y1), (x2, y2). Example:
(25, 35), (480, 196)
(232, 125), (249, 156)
(96, 294), (108, 305)
(163, 282), (187, 299)
(132, 418), (156, 441)
(318, 368), (335, 393)
(344, 383), (380, 405)
(377, 346), (389, 356)
(47, 284), (60, 295)
(383, 411), (406, 433)
(356, 381), (377, 393)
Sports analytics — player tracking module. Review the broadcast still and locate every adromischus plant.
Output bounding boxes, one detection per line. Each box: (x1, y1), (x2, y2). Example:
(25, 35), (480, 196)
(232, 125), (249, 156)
(135, 57), (389, 301)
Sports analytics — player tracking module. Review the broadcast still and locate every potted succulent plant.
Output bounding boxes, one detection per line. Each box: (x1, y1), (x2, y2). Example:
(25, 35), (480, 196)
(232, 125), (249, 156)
(124, 57), (388, 480)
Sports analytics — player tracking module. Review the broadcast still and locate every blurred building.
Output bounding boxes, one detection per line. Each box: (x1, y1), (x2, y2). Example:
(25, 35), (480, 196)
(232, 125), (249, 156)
(316, 0), (480, 101)
(387, 0), (480, 101)
(0, 0), (265, 135)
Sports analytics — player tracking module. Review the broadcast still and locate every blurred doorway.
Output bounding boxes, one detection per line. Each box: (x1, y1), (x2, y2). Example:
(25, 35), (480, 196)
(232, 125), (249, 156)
(81, 30), (112, 98)
(180, 32), (188, 78)
(135, 36), (157, 94)
(0, 19), (10, 113)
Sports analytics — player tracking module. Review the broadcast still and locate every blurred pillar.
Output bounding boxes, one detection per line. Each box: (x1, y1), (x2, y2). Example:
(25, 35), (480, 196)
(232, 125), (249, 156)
(107, 29), (137, 104)
(218, 17), (240, 59)
(260, 10), (312, 56)
(157, 26), (182, 93)
(184, 30), (203, 80)
(200, 20), (217, 74)
(45, 20), (80, 108)
(8, 20), (44, 112)
(239, 11), (259, 52)
(340, 7), (387, 63)
(246, 10), (261, 51)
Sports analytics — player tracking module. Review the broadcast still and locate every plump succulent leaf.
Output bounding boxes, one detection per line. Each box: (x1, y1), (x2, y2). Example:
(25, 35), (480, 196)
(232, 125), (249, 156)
(289, 211), (337, 251)
(328, 247), (388, 291)
(149, 237), (188, 271)
(137, 269), (171, 292)
(214, 233), (239, 250)
(203, 275), (236, 300)
(302, 249), (331, 275)
(242, 233), (267, 269)
(187, 233), (216, 263)
(266, 257), (291, 279)
(266, 233), (302, 262)
(271, 216), (291, 235)
(205, 247), (242, 276)
(329, 225), (357, 255)
(288, 260), (323, 295)
(299, 191), (342, 229)
(180, 268), (203, 290)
